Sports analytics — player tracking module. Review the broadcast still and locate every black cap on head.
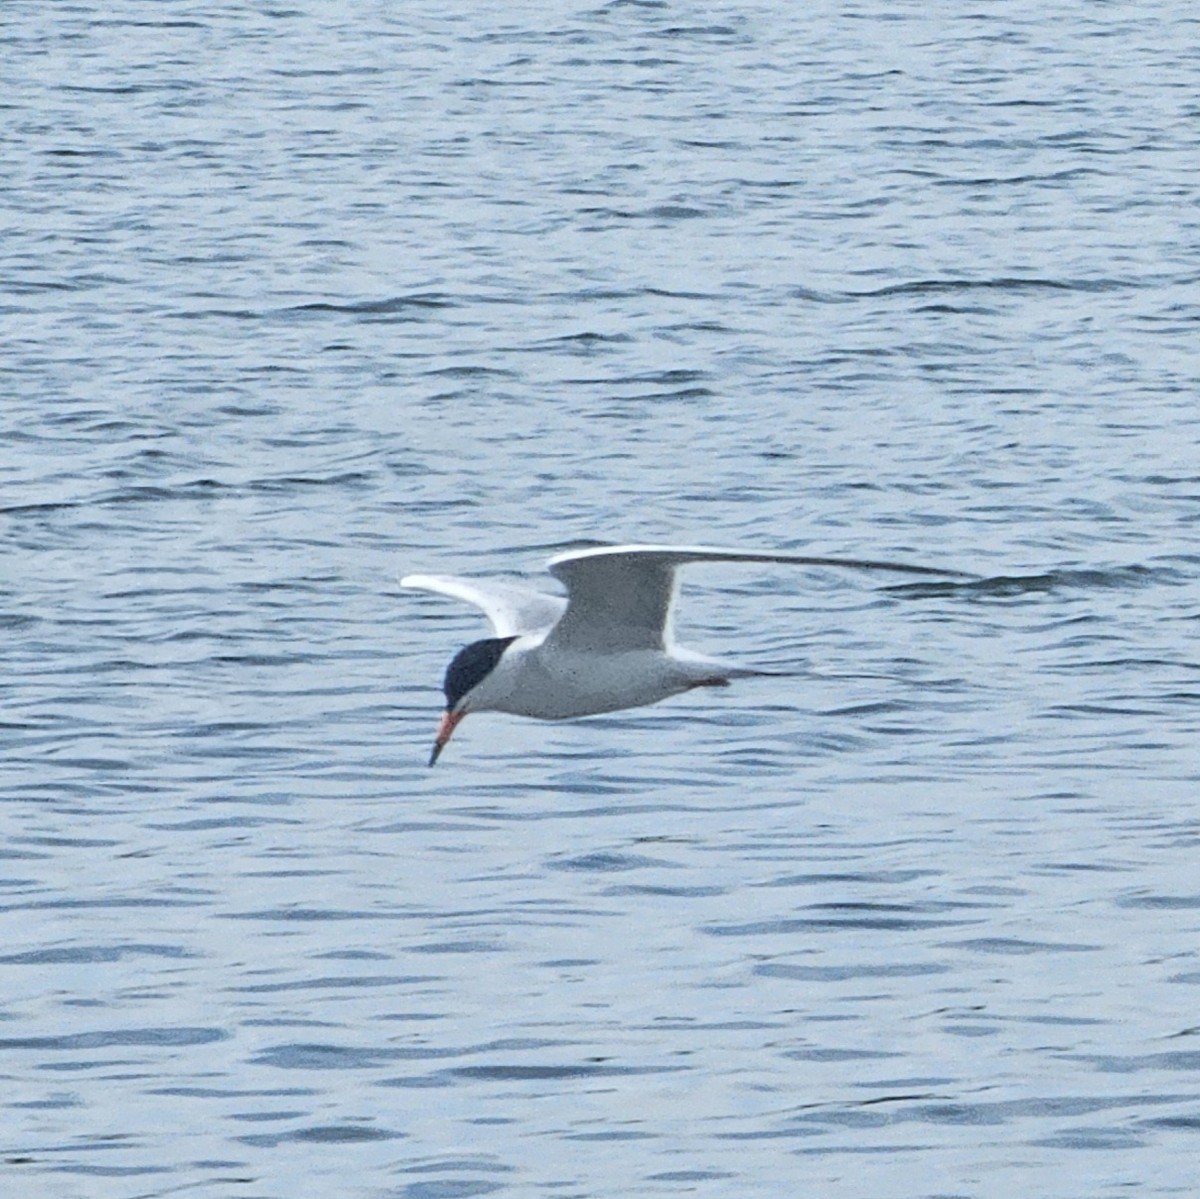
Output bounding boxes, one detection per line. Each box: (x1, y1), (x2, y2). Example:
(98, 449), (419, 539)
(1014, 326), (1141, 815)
(443, 636), (517, 712)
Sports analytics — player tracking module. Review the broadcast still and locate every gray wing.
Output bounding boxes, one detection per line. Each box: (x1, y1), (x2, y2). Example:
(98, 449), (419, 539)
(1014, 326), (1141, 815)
(401, 574), (566, 638)
(544, 543), (966, 653)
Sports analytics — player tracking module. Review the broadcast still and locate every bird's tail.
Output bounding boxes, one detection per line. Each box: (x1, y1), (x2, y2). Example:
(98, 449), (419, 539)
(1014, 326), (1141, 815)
(674, 649), (785, 683)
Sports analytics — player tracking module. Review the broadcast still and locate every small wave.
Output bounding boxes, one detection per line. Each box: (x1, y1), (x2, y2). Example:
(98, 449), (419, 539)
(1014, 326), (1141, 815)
(240, 1124), (402, 1147)
(287, 293), (457, 316)
(538, 331), (634, 347)
(887, 564), (1170, 600)
(851, 276), (1133, 299)
(421, 365), (518, 379)
(0, 1027), (226, 1051)
(756, 962), (948, 982)
(447, 1062), (684, 1081)
(547, 850), (672, 873)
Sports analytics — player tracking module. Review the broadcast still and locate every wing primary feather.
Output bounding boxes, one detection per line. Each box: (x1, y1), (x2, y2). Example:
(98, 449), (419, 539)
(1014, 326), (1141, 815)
(401, 573), (565, 638)
(547, 544), (971, 579)
(542, 544), (971, 655)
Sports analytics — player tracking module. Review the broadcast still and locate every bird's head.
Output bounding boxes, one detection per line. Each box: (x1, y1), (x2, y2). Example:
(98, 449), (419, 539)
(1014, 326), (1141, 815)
(428, 635), (518, 766)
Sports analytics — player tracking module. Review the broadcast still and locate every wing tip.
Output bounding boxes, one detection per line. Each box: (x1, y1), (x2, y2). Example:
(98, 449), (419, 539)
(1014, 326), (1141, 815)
(546, 543), (970, 579)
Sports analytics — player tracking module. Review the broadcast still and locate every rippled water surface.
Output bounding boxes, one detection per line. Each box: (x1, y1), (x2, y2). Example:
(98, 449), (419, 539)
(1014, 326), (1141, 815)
(4, 2), (1199, 1196)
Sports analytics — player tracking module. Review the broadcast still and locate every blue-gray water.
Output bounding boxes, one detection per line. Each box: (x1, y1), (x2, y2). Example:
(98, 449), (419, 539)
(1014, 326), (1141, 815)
(3, 2), (1199, 1196)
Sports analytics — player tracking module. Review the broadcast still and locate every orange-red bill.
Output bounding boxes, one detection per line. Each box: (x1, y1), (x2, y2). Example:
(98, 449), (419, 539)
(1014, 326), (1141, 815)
(428, 709), (465, 767)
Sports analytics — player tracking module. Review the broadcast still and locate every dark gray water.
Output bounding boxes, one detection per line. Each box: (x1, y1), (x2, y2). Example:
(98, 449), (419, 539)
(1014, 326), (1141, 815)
(3, 2), (1199, 1196)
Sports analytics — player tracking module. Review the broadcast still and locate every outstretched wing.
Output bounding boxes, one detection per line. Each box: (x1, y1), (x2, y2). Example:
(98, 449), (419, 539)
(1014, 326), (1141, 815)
(545, 543), (967, 653)
(400, 574), (566, 638)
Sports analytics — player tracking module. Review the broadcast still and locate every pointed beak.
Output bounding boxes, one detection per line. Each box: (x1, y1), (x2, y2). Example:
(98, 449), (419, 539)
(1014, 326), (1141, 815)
(428, 709), (465, 767)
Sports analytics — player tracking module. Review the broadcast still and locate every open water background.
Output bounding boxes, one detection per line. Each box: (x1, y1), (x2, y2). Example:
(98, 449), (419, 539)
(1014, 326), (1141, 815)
(3, 2), (1199, 1196)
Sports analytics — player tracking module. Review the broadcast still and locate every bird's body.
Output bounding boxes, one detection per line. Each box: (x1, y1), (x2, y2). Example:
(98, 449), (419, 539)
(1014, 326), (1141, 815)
(461, 635), (749, 721)
(402, 543), (964, 764)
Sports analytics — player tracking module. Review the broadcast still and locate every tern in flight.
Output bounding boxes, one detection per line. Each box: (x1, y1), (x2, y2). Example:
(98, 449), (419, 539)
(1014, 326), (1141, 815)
(402, 544), (959, 764)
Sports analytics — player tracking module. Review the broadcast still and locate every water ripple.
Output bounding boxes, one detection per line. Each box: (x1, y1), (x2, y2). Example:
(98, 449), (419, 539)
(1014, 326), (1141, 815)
(3, 1), (1199, 1194)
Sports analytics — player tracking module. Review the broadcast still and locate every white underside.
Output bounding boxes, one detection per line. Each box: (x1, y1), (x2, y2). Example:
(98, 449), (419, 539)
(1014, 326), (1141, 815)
(462, 638), (763, 721)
